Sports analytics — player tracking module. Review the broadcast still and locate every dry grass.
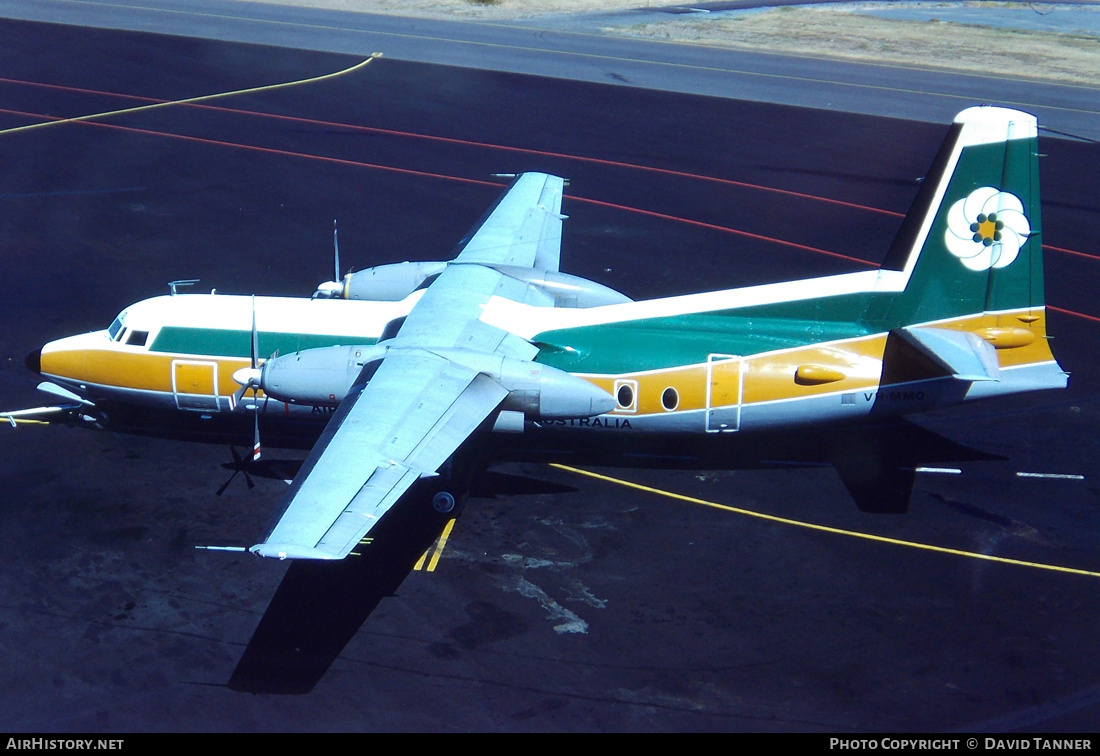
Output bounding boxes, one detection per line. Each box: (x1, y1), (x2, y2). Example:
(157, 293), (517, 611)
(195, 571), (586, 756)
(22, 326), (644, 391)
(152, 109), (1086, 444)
(606, 6), (1100, 85)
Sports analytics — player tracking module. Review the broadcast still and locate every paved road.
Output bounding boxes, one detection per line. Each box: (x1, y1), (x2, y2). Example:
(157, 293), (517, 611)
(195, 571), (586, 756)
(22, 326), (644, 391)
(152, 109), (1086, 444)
(0, 5), (1098, 734)
(1, 0), (1098, 140)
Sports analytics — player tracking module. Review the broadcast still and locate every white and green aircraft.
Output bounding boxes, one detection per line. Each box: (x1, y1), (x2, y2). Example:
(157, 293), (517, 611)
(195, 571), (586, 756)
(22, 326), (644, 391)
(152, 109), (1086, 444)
(5, 106), (1066, 560)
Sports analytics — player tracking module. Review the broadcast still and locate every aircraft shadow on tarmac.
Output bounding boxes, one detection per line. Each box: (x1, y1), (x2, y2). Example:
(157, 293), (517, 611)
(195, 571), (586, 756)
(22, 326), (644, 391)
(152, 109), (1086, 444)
(226, 417), (999, 694)
(227, 477), (455, 694)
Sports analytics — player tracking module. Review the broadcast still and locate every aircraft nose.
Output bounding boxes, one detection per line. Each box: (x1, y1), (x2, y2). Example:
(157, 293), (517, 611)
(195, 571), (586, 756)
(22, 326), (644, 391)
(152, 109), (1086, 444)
(25, 346), (41, 374)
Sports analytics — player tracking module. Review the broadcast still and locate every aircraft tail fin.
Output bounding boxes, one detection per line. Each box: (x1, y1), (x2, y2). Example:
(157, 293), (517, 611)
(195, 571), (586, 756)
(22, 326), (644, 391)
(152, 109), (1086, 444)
(874, 106), (1044, 327)
(870, 106), (1066, 396)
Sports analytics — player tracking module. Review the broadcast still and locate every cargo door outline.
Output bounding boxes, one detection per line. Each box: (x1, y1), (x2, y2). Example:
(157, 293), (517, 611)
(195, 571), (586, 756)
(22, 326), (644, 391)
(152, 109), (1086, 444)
(706, 353), (742, 432)
(171, 359), (220, 411)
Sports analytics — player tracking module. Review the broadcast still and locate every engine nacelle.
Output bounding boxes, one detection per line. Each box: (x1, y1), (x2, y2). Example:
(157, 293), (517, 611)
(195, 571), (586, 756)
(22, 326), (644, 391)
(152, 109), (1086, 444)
(259, 345), (386, 406)
(314, 261), (448, 301)
(430, 349), (616, 419)
(491, 265), (633, 308)
(255, 345), (615, 421)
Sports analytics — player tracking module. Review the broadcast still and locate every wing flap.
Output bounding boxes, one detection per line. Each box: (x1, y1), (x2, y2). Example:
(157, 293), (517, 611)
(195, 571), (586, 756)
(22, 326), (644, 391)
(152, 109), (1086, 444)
(251, 353), (508, 560)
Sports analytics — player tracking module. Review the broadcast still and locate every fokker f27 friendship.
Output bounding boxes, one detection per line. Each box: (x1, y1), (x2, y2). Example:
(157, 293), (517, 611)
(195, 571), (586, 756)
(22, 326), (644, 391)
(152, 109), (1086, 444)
(4, 107), (1067, 561)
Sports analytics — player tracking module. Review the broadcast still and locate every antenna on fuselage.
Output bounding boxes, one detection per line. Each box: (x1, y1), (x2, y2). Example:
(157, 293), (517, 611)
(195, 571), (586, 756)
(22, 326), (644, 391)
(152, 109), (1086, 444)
(168, 279), (200, 296)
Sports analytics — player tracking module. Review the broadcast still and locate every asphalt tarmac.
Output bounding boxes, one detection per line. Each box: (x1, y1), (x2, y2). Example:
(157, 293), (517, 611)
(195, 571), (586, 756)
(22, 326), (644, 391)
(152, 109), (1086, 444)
(0, 15), (1099, 733)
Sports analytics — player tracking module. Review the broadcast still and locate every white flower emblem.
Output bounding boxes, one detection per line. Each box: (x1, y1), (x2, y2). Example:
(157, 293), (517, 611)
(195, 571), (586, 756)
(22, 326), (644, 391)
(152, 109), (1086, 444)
(944, 187), (1031, 271)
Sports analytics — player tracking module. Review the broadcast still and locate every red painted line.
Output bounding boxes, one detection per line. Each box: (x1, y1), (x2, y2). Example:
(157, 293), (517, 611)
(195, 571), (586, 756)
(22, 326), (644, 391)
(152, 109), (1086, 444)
(11, 99), (1091, 278)
(3, 105), (873, 265)
(0, 106), (503, 189)
(1045, 244), (1100, 262)
(0, 74), (903, 217)
(0, 76), (164, 104)
(196, 102), (902, 217)
(1047, 305), (1100, 323)
(572, 195), (877, 266)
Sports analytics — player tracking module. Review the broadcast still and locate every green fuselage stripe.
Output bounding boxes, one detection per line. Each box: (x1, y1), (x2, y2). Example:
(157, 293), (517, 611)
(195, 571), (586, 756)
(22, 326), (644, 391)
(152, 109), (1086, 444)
(150, 326), (377, 359)
(534, 295), (874, 373)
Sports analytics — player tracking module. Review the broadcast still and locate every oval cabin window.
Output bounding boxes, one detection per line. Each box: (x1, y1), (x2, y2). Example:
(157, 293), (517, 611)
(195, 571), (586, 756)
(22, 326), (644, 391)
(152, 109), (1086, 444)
(616, 383), (634, 409)
(662, 387), (679, 411)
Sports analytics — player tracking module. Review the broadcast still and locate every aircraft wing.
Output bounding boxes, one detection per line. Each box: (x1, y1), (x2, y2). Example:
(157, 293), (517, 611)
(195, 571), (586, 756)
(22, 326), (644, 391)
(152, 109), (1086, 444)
(251, 174), (569, 559)
(454, 173), (565, 271)
(251, 349), (508, 559)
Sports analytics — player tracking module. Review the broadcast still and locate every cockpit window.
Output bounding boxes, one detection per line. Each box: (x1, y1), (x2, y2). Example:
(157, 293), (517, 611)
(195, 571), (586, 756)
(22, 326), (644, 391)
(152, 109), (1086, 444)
(107, 314), (125, 340)
(126, 330), (149, 347)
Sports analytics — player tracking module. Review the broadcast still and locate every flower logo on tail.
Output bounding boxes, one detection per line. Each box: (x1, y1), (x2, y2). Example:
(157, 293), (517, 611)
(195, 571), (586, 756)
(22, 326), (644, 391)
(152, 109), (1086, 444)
(945, 187), (1031, 271)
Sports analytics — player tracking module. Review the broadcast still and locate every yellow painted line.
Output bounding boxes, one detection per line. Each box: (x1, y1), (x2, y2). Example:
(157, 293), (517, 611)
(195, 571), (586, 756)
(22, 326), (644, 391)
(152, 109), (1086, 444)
(414, 518), (457, 571)
(551, 463), (1100, 580)
(427, 518), (457, 572)
(0, 54), (380, 136)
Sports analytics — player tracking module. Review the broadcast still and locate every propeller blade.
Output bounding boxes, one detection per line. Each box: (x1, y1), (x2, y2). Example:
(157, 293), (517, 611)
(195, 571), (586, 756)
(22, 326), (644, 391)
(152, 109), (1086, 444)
(250, 295), (262, 461)
(333, 218), (341, 283)
(216, 474), (235, 497)
(252, 401), (262, 462)
(231, 298), (263, 411)
(250, 294), (259, 371)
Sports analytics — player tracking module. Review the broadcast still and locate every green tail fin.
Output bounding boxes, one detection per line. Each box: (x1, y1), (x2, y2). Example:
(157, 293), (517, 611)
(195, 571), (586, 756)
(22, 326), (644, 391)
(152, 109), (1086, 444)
(876, 106), (1043, 327)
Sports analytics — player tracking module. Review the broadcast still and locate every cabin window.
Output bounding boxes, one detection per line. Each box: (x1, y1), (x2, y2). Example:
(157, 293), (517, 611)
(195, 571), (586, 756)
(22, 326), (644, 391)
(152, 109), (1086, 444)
(613, 379), (638, 412)
(662, 387), (679, 411)
(115, 327), (128, 343)
(617, 384), (633, 408)
(126, 330), (149, 347)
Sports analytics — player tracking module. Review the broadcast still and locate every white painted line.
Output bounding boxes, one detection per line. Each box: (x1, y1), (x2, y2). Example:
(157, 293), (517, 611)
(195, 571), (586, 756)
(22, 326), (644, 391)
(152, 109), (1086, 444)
(915, 467), (963, 474)
(1016, 472), (1085, 480)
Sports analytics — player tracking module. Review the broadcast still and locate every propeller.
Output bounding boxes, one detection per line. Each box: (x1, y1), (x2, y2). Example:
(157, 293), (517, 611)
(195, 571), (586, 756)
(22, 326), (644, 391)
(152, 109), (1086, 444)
(216, 446), (256, 496)
(333, 218), (341, 285)
(230, 295), (263, 462)
(311, 219), (346, 299)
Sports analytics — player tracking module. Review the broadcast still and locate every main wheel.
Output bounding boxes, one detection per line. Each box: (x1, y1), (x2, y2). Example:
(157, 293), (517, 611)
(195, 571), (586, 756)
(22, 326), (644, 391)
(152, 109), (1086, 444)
(431, 491), (456, 514)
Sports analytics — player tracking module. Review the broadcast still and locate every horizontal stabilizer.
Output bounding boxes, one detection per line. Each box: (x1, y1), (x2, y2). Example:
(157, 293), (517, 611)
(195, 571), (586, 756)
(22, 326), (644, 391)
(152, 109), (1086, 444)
(893, 326), (1001, 382)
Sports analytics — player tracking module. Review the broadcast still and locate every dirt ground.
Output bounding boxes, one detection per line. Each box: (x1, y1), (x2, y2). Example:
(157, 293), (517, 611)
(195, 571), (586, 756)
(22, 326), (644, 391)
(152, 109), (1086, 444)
(240, 1), (1100, 85)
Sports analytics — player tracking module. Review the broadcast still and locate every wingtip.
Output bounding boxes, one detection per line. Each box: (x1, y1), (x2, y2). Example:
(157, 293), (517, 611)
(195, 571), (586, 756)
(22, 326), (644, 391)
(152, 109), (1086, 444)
(249, 543), (340, 560)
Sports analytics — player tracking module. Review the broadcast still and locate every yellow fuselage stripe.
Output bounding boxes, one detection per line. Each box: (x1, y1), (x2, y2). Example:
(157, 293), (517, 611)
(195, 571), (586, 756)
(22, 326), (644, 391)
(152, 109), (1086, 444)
(40, 308), (1057, 418)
